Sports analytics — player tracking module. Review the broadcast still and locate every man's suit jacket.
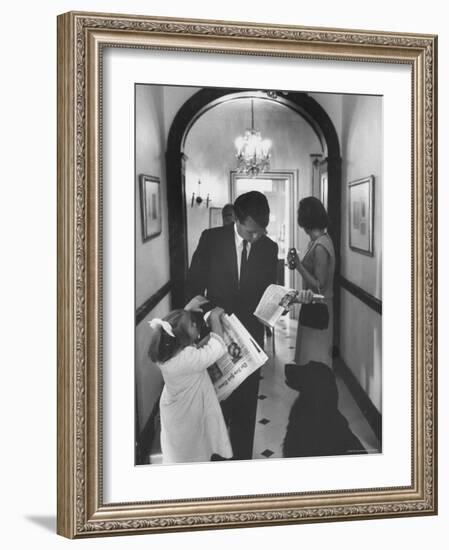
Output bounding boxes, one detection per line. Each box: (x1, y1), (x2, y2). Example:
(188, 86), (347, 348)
(186, 223), (278, 345)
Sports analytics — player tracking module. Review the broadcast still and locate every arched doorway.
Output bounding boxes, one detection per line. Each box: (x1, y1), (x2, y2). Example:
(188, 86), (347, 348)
(166, 88), (342, 350)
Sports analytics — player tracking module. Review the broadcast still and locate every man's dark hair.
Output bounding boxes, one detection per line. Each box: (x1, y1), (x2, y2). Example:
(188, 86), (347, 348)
(233, 191), (270, 228)
(222, 203), (235, 217)
(221, 203), (236, 225)
(297, 196), (329, 230)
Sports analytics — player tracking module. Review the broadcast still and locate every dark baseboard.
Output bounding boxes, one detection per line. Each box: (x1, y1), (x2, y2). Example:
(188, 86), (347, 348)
(135, 398), (160, 465)
(136, 281), (172, 325)
(334, 357), (382, 446)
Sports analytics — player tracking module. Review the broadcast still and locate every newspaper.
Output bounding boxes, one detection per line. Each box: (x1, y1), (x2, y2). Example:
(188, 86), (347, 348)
(207, 314), (268, 401)
(253, 284), (299, 328)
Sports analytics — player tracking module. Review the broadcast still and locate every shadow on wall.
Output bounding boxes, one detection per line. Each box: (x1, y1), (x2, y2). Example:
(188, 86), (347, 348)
(135, 301), (168, 462)
(340, 289), (382, 412)
(358, 323), (382, 410)
(24, 516), (56, 533)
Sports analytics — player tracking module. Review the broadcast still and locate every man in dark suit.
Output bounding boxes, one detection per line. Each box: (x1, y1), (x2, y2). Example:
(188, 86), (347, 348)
(186, 191), (278, 460)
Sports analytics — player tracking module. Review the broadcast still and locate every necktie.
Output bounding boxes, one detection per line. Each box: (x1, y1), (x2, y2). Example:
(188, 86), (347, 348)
(240, 239), (248, 286)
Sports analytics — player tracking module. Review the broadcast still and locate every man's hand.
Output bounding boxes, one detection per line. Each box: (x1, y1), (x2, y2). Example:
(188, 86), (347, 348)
(288, 289), (317, 305)
(297, 289), (319, 303)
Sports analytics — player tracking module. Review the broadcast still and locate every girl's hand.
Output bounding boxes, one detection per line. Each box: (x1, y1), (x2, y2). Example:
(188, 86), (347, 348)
(208, 307), (225, 338)
(209, 307), (225, 320)
(184, 295), (209, 312)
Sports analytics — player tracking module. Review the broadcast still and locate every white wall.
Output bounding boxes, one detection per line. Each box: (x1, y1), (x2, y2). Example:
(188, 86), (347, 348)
(163, 85), (200, 140)
(309, 92), (383, 410)
(135, 84), (170, 307)
(339, 95), (383, 408)
(340, 95), (383, 298)
(134, 84), (170, 429)
(135, 84), (203, 429)
(2, 1), (447, 550)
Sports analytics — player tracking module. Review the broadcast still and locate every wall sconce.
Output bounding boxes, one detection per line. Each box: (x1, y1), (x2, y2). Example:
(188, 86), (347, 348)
(191, 180), (210, 208)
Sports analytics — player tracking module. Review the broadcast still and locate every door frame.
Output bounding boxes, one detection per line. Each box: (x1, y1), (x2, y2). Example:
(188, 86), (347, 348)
(230, 169), (297, 290)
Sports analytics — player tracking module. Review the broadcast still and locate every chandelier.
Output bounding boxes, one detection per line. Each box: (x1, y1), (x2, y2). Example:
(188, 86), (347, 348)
(235, 99), (272, 177)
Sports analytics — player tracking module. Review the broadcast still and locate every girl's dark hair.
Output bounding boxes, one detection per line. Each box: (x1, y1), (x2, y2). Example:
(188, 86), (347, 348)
(234, 191), (270, 228)
(297, 196), (329, 230)
(148, 309), (202, 363)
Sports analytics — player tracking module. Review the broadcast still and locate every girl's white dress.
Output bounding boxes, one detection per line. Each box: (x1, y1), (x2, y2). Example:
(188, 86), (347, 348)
(158, 332), (232, 464)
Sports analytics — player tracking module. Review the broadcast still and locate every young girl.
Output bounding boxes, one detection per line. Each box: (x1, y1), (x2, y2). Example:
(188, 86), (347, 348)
(148, 307), (232, 464)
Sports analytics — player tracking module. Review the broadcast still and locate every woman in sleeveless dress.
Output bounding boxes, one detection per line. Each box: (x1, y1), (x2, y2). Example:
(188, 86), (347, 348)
(290, 197), (335, 368)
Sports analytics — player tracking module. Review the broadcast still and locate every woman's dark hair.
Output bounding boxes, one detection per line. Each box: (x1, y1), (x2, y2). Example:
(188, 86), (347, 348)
(233, 191), (270, 228)
(148, 309), (202, 363)
(297, 196), (329, 230)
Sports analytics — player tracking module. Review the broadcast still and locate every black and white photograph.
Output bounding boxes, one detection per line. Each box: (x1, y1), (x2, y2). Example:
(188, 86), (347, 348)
(134, 85), (383, 466)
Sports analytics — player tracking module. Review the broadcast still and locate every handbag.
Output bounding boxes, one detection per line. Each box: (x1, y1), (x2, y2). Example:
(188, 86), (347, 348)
(299, 285), (329, 330)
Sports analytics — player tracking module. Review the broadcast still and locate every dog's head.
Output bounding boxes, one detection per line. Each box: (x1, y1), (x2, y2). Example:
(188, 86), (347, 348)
(285, 361), (338, 405)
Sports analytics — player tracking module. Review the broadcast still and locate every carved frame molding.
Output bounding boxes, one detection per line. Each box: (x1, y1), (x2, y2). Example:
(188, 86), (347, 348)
(57, 11), (437, 538)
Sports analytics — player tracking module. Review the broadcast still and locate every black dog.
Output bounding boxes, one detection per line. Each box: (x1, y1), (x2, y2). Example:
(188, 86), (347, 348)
(283, 362), (367, 458)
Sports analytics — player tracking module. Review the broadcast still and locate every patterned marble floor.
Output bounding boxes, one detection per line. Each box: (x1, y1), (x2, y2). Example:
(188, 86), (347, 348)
(252, 316), (381, 460)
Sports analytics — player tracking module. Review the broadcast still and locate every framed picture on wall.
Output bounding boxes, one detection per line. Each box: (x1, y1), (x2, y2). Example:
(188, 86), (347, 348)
(348, 175), (374, 255)
(139, 175), (162, 241)
(57, 11), (437, 539)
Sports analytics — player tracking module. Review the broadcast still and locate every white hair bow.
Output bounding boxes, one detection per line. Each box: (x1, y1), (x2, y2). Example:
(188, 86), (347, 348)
(148, 318), (175, 338)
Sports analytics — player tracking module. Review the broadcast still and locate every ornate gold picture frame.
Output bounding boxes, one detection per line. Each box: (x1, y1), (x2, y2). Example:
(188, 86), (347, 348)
(57, 11), (437, 538)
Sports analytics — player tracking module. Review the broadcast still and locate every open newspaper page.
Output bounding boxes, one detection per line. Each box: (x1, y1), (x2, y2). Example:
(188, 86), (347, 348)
(253, 284), (298, 328)
(208, 314), (268, 401)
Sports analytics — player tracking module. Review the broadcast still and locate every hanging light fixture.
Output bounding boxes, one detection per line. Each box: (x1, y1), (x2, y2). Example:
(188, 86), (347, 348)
(235, 99), (272, 177)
